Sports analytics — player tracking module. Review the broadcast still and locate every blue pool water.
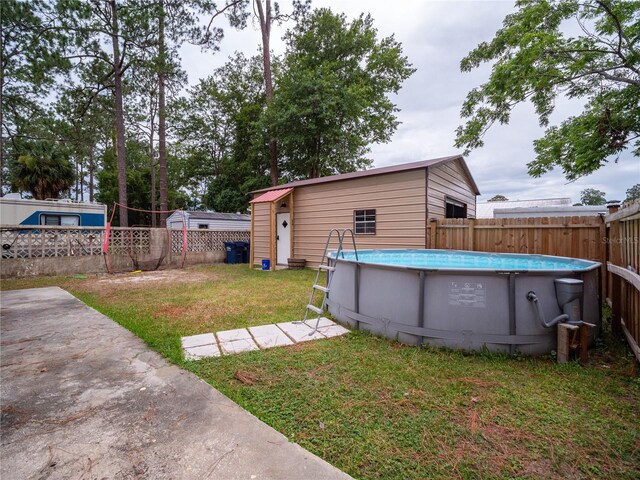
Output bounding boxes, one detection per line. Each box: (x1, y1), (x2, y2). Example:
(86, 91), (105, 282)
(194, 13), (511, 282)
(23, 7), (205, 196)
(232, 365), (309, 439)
(329, 249), (600, 271)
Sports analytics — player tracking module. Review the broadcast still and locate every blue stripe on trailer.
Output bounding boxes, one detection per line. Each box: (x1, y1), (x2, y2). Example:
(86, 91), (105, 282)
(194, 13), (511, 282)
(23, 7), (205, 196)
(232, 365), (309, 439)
(19, 211), (106, 227)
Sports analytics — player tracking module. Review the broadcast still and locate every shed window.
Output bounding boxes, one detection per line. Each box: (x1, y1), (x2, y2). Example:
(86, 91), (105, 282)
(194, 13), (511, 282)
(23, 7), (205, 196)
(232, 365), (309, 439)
(445, 198), (467, 219)
(354, 209), (376, 234)
(198, 224), (209, 229)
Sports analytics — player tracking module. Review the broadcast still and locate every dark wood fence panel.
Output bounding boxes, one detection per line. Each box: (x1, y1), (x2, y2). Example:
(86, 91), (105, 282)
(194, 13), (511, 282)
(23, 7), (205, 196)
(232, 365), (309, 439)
(606, 201), (640, 362)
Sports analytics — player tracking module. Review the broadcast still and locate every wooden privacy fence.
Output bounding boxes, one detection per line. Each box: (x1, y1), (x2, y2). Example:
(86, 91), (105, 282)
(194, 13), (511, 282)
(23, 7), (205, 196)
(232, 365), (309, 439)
(428, 215), (607, 303)
(427, 216), (607, 317)
(606, 201), (640, 362)
(428, 215), (605, 263)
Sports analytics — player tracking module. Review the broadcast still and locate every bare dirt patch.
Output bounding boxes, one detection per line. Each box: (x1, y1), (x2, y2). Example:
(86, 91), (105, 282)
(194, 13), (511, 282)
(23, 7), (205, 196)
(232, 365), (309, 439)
(95, 269), (214, 287)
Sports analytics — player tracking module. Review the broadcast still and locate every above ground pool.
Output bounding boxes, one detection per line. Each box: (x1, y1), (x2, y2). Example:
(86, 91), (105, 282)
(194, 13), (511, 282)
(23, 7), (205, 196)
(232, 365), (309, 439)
(326, 249), (601, 355)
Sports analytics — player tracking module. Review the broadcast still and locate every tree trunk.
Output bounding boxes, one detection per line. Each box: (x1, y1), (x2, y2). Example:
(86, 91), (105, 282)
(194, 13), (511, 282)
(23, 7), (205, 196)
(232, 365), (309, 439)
(149, 95), (157, 227)
(110, 0), (128, 227)
(89, 148), (94, 202)
(74, 158), (79, 201)
(80, 157), (84, 202)
(256, 0), (278, 186)
(158, 0), (168, 227)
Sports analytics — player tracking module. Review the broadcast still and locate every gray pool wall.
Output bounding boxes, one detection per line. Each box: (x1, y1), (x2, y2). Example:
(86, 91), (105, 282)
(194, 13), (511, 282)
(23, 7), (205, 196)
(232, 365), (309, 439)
(326, 253), (600, 355)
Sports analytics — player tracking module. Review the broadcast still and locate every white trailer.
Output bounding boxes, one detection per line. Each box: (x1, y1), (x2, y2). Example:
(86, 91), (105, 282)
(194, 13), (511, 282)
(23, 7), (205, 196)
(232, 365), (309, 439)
(0, 197), (107, 226)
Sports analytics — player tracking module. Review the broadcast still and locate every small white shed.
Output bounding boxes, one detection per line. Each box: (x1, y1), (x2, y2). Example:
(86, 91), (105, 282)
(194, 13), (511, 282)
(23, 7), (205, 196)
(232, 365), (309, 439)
(166, 211), (250, 230)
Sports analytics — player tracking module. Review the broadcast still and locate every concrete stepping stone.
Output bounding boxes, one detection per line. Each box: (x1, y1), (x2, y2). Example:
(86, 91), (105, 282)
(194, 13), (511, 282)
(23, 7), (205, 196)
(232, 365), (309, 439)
(184, 343), (221, 360)
(216, 328), (253, 343)
(181, 333), (216, 349)
(249, 324), (294, 349)
(277, 321), (326, 343)
(298, 317), (335, 329)
(219, 338), (260, 355)
(182, 319), (350, 359)
(318, 324), (350, 338)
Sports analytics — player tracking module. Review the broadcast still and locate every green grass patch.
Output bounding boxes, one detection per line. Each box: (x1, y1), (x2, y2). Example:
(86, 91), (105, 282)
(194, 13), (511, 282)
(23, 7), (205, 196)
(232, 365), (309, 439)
(2, 266), (639, 479)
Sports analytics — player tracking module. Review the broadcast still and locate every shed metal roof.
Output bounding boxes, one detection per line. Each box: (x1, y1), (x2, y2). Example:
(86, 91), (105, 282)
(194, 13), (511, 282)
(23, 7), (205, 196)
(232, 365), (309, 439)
(187, 212), (250, 221)
(167, 211), (250, 222)
(249, 187), (294, 204)
(249, 156), (480, 196)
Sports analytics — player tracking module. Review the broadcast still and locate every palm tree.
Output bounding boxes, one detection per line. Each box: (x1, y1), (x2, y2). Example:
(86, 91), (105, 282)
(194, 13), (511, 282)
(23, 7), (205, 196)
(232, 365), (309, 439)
(12, 143), (75, 199)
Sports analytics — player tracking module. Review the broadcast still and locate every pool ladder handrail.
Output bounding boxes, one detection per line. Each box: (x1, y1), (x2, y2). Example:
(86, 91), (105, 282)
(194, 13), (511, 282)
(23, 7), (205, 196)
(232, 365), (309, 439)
(298, 228), (358, 335)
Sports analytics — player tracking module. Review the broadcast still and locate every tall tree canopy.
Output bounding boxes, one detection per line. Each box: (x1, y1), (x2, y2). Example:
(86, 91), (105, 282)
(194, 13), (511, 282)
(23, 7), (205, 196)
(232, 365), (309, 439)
(171, 53), (270, 212)
(1, 0), (70, 193)
(11, 142), (74, 200)
(455, 0), (639, 181)
(487, 194), (509, 202)
(579, 187), (607, 205)
(266, 8), (414, 179)
(2, 2), (415, 215)
(624, 183), (640, 203)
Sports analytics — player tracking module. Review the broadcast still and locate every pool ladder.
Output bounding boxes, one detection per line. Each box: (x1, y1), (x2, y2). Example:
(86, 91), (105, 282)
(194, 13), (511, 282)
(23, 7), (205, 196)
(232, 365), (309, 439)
(298, 228), (359, 335)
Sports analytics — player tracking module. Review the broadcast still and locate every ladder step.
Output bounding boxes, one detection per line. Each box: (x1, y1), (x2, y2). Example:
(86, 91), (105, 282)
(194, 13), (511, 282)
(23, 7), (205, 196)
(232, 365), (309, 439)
(306, 304), (323, 315)
(313, 284), (329, 293)
(319, 265), (335, 271)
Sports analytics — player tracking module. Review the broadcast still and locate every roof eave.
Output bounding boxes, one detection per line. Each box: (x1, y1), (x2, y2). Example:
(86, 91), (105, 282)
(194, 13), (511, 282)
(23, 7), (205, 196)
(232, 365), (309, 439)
(249, 155), (475, 195)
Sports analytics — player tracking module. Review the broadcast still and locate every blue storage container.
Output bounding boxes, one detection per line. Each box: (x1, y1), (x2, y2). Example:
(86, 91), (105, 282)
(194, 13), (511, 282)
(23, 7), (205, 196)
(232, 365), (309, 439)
(261, 259), (271, 270)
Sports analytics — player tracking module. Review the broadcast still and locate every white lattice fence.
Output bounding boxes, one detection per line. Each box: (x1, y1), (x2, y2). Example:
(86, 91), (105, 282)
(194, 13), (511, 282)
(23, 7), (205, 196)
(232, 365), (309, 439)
(171, 229), (250, 253)
(1, 227), (105, 259)
(108, 227), (151, 255)
(2, 226), (249, 259)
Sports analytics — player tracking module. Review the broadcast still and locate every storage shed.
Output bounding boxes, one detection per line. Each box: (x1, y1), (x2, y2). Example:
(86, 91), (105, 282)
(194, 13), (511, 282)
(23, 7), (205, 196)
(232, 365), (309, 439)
(166, 211), (250, 230)
(249, 155), (480, 269)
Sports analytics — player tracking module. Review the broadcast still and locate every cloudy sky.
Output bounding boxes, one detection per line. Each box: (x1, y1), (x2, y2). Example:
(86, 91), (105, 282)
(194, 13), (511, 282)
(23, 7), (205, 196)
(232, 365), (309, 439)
(180, 0), (638, 203)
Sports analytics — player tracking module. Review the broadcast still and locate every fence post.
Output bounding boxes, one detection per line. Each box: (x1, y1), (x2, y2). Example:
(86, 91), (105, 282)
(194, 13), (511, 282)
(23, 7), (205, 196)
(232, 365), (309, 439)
(599, 216), (607, 300)
(429, 218), (438, 249)
(608, 202), (622, 333)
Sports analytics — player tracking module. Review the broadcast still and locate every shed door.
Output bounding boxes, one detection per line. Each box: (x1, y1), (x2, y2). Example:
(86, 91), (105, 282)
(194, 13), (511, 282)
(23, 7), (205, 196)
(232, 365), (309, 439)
(276, 212), (290, 265)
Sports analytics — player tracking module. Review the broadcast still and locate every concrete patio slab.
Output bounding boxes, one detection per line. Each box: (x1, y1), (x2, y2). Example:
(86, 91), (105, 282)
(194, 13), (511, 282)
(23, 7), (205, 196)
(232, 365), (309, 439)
(184, 343), (221, 360)
(0, 287), (352, 480)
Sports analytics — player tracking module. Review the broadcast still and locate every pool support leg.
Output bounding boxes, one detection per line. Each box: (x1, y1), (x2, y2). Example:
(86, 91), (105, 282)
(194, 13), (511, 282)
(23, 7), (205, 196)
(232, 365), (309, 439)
(509, 273), (516, 356)
(354, 264), (360, 330)
(418, 271), (425, 346)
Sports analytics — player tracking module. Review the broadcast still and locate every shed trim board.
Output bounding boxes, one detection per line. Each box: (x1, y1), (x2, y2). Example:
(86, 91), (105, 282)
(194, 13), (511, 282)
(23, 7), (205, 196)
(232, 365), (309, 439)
(424, 168), (429, 249)
(250, 156), (480, 196)
(249, 157), (479, 269)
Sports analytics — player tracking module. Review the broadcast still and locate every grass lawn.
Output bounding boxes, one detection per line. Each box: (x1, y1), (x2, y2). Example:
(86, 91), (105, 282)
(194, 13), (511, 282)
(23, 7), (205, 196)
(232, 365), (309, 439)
(2, 265), (639, 479)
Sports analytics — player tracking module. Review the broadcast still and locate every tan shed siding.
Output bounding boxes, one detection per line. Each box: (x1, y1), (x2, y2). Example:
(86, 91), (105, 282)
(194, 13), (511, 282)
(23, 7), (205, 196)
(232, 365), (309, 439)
(293, 170), (426, 267)
(427, 159), (477, 219)
(252, 202), (271, 266)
